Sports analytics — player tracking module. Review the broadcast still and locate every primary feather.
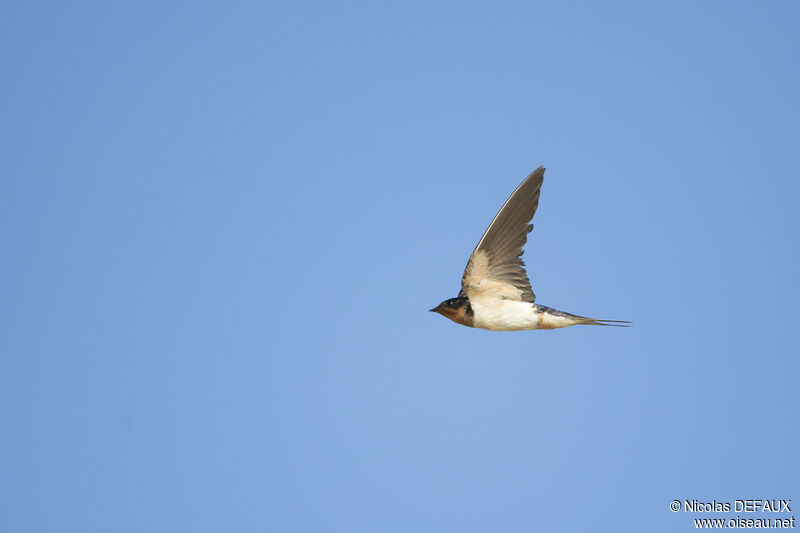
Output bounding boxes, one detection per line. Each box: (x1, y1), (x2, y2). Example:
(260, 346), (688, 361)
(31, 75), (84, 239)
(460, 167), (544, 303)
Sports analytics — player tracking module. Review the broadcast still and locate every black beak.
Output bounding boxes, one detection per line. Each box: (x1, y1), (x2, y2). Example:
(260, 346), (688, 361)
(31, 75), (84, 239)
(429, 306), (439, 312)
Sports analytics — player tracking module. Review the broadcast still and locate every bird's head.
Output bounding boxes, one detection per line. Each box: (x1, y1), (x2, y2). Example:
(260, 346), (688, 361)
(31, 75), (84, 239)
(429, 297), (473, 327)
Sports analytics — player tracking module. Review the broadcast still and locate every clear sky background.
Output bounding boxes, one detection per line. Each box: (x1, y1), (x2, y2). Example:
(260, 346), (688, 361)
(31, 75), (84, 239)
(2, 2), (798, 532)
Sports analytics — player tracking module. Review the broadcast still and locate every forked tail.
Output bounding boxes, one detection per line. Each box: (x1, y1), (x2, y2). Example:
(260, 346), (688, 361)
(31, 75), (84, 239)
(535, 305), (631, 328)
(578, 317), (631, 327)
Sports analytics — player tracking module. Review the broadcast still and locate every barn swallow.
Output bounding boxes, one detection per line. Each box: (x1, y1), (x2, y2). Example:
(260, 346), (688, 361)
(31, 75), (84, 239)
(430, 166), (629, 331)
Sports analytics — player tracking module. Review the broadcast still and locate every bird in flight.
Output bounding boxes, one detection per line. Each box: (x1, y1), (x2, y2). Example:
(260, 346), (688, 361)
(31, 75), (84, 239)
(430, 166), (629, 331)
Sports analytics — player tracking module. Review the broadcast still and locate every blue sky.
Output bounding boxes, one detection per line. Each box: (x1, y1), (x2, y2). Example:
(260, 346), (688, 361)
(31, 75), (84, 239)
(2, 2), (798, 532)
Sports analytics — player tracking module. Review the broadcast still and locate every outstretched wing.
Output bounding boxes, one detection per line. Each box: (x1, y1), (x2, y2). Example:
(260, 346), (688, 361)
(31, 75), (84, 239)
(460, 167), (544, 303)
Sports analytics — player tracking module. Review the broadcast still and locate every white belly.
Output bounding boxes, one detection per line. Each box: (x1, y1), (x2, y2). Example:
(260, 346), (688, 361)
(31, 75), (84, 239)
(471, 299), (542, 331)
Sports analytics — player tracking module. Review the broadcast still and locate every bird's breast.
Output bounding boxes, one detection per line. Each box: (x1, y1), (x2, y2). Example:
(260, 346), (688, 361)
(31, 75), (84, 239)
(470, 299), (542, 331)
